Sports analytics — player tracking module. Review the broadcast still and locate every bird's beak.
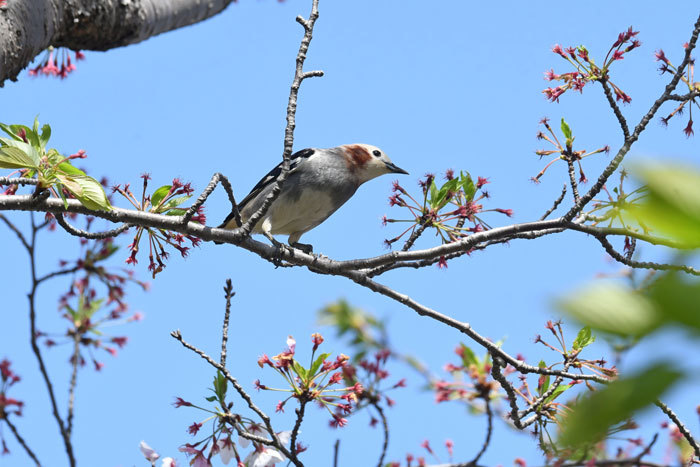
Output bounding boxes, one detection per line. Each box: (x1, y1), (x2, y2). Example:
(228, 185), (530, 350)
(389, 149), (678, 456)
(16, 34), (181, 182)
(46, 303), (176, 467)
(385, 161), (408, 175)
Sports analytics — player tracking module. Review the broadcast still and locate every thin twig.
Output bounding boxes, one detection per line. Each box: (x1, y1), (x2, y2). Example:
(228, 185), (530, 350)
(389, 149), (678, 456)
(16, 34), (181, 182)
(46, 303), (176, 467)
(4, 416), (41, 466)
(333, 439), (340, 467)
(66, 333), (80, 436)
(564, 13), (700, 221)
(370, 401), (389, 467)
(55, 212), (129, 239)
(170, 330), (300, 466)
(239, 0), (323, 237)
(655, 399), (700, 459)
(490, 356), (525, 429)
(220, 279), (235, 367)
(565, 156), (580, 203)
(597, 236), (700, 276)
(182, 173), (239, 226)
(290, 399), (308, 457)
(36, 267), (81, 285)
(0, 213), (30, 250)
(464, 392), (493, 466)
(348, 271), (608, 382)
(540, 185), (567, 220)
(600, 79), (630, 140)
(22, 214), (76, 466)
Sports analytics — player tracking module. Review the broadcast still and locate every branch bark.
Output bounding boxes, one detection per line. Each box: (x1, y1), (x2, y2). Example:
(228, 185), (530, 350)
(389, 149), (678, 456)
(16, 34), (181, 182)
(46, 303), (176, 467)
(0, 0), (238, 86)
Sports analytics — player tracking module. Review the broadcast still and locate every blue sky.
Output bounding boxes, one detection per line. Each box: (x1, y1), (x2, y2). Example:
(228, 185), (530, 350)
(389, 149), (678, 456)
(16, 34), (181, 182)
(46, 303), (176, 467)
(2, 1), (700, 465)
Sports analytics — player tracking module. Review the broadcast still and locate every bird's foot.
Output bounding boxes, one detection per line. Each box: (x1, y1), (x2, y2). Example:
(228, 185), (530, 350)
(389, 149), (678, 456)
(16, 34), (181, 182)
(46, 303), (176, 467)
(290, 242), (314, 254)
(264, 233), (288, 267)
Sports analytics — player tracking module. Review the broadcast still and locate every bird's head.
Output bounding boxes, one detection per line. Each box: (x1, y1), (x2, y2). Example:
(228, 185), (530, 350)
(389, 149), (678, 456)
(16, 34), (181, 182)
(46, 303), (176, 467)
(340, 143), (408, 184)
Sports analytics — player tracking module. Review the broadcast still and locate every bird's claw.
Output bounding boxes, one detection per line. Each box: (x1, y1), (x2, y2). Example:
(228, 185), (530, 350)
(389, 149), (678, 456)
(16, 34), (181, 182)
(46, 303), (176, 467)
(290, 242), (313, 254)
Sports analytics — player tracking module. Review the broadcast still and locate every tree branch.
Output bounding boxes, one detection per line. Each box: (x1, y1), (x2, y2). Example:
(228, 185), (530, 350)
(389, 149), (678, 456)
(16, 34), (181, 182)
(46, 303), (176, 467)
(564, 13), (700, 221)
(3, 415), (41, 466)
(170, 329), (300, 466)
(371, 401), (389, 467)
(0, 0), (240, 86)
(655, 399), (700, 459)
(239, 0), (322, 237)
(220, 279), (234, 368)
(54, 212), (129, 239)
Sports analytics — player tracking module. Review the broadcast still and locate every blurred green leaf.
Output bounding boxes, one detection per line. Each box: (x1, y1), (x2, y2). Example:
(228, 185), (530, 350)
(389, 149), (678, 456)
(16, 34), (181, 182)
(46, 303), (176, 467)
(557, 282), (660, 338)
(572, 326), (596, 351)
(558, 362), (682, 447)
(632, 164), (700, 248)
(648, 273), (700, 333)
(459, 343), (478, 368)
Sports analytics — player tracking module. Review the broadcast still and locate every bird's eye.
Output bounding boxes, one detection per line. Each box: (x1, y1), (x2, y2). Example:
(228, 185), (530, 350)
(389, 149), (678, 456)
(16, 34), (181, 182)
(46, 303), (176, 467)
(372, 150), (382, 157)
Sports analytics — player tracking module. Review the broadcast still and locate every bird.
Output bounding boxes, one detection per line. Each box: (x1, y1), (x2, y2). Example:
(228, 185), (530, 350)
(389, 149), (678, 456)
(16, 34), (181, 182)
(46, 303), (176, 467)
(217, 143), (408, 253)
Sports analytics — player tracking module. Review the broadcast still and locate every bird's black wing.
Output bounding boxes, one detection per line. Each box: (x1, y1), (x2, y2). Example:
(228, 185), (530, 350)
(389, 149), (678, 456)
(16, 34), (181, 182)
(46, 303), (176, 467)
(217, 148), (316, 228)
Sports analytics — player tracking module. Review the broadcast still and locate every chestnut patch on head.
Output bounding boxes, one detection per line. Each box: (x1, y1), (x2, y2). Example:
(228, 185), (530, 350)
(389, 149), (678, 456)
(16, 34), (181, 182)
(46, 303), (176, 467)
(345, 145), (372, 167)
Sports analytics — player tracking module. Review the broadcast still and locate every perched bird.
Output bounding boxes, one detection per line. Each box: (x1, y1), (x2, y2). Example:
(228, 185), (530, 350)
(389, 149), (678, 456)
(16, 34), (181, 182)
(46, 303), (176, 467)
(217, 143), (408, 253)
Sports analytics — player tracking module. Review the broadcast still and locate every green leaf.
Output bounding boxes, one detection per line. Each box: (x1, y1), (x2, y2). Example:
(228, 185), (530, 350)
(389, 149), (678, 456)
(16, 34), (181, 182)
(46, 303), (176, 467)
(558, 362), (683, 447)
(632, 164), (700, 248)
(560, 118), (572, 142)
(460, 171), (476, 200)
(572, 326), (596, 351)
(429, 180), (439, 208)
(57, 173), (112, 211)
(150, 185), (172, 208)
(538, 361), (550, 395)
(12, 123), (40, 148)
(165, 208), (188, 216)
(213, 372), (228, 401)
(40, 124), (51, 149)
(205, 395), (217, 402)
(0, 138), (41, 167)
(0, 146), (39, 169)
(557, 282), (661, 338)
(543, 383), (570, 404)
(161, 195), (191, 211)
(0, 123), (25, 141)
(292, 360), (308, 382)
(310, 352), (331, 376)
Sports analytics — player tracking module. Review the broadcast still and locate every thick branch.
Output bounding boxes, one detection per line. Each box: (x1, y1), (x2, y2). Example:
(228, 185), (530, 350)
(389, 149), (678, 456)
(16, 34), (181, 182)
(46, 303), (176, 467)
(0, 0), (238, 86)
